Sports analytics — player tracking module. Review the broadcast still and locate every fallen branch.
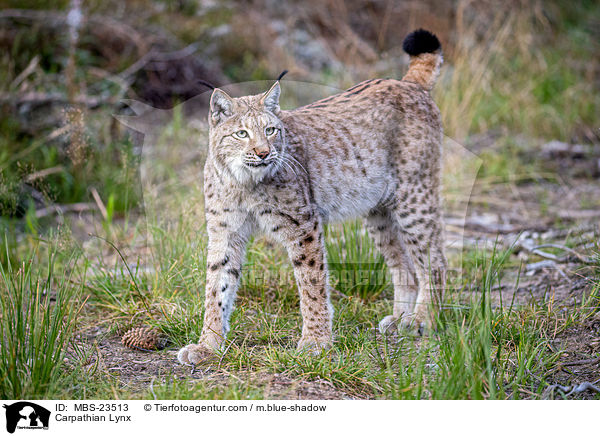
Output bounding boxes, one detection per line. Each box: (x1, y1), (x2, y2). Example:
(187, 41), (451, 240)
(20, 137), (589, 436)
(532, 243), (593, 263)
(543, 381), (600, 399)
(0, 91), (116, 108)
(561, 356), (600, 367)
(519, 240), (594, 265)
(90, 187), (108, 221)
(35, 202), (96, 218)
(524, 260), (555, 272)
(25, 166), (64, 182)
(557, 209), (600, 220)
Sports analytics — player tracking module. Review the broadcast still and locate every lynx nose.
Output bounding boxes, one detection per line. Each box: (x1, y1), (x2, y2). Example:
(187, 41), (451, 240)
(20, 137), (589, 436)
(254, 147), (270, 160)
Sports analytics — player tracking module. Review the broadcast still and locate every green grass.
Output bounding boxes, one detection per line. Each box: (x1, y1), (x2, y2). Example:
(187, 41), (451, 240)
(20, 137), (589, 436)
(140, 375), (267, 400)
(325, 220), (389, 302)
(1, 191), (598, 400)
(0, 241), (83, 399)
(1, 110), (597, 401)
(76, 211), (600, 398)
(2, 163), (598, 401)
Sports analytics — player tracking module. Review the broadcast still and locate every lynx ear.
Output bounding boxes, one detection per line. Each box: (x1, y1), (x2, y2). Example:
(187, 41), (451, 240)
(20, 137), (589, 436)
(210, 88), (233, 125)
(261, 81), (280, 114)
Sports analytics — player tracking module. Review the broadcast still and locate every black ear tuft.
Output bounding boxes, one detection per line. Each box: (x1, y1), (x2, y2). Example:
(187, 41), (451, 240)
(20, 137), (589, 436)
(402, 29), (441, 56)
(198, 79), (216, 90)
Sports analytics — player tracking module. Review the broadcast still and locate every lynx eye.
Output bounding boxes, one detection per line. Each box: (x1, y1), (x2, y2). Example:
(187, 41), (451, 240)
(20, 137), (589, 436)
(234, 130), (249, 139)
(265, 127), (277, 136)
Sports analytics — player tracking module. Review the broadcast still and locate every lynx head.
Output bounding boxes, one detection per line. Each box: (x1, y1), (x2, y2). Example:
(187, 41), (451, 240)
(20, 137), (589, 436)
(208, 82), (285, 184)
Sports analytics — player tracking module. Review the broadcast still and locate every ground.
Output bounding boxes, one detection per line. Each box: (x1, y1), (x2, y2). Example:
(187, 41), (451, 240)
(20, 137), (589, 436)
(53, 130), (599, 400)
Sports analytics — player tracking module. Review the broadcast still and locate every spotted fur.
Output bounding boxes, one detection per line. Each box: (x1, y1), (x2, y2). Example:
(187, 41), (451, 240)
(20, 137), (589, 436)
(178, 29), (447, 365)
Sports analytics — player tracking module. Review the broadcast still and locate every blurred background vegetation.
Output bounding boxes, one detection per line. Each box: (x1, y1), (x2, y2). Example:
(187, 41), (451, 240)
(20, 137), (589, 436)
(1, 0), (598, 238)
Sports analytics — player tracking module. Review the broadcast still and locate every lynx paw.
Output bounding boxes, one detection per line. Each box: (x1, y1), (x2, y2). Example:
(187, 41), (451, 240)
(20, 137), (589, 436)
(413, 317), (432, 336)
(297, 335), (332, 355)
(177, 343), (218, 365)
(379, 314), (430, 336)
(378, 315), (400, 335)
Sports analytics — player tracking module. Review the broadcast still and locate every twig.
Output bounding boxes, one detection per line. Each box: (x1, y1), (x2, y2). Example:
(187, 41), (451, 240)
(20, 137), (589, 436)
(562, 356), (600, 367)
(531, 243), (593, 263)
(25, 165), (64, 182)
(89, 234), (153, 314)
(525, 260), (557, 272)
(0, 9), (147, 52)
(117, 49), (156, 81)
(543, 381), (600, 398)
(570, 382), (600, 395)
(10, 55), (39, 90)
(557, 209), (600, 220)
(35, 202), (96, 218)
(117, 42), (200, 82)
(147, 42), (200, 62)
(149, 378), (157, 401)
(444, 216), (548, 234)
(0, 125), (70, 172)
(90, 187), (108, 221)
(541, 140), (591, 158)
(0, 8), (65, 24)
(66, 0), (82, 102)
(519, 240), (594, 265)
(0, 91), (116, 108)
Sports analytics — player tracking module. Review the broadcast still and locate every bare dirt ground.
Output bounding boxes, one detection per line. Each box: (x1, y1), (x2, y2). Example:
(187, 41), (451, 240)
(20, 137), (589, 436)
(72, 325), (356, 400)
(547, 314), (600, 399)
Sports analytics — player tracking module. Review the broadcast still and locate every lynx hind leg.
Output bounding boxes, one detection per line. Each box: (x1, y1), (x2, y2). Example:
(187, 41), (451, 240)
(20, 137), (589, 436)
(392, 190), (447, 334)
(365, 210), (419, 335)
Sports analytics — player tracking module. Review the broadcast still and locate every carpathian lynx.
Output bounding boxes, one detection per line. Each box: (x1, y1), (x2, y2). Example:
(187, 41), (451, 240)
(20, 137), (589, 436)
(178, 29), (446, 365)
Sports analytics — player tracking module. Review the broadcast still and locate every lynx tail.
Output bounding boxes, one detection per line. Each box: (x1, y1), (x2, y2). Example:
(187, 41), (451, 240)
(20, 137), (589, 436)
(402, 29), (443, 91)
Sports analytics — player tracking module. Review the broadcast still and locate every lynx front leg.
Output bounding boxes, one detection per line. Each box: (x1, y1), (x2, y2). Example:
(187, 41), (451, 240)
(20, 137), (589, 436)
(284, 220), (333, 353)
(178, 218), (252, 365)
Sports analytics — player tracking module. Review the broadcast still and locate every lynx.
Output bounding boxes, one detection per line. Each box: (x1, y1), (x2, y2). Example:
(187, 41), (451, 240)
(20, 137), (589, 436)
(178, 29), (447, 365)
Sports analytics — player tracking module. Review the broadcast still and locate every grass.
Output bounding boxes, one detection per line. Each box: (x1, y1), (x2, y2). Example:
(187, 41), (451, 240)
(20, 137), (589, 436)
(1, 104), (598, 400)
(325, 220), (389, 302)
(142, 376), (267, 400)
(435, 1), (600, 142)
(0, 241), (84, 398)
(2, 205), (596, 400)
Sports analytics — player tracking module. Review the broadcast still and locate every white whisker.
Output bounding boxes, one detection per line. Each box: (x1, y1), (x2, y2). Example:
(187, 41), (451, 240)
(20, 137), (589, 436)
(279, 154), (306, 178)
(277, 156), (298, 177)
(285, 154), (308, 175)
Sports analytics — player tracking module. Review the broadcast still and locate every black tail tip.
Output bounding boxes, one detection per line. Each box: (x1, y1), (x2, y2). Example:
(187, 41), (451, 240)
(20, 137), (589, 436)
(403, 29), (441, 56)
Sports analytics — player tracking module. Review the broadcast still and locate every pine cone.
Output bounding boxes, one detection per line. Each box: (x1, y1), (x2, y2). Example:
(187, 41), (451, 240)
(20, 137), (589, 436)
(121, 327), (167, 351)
